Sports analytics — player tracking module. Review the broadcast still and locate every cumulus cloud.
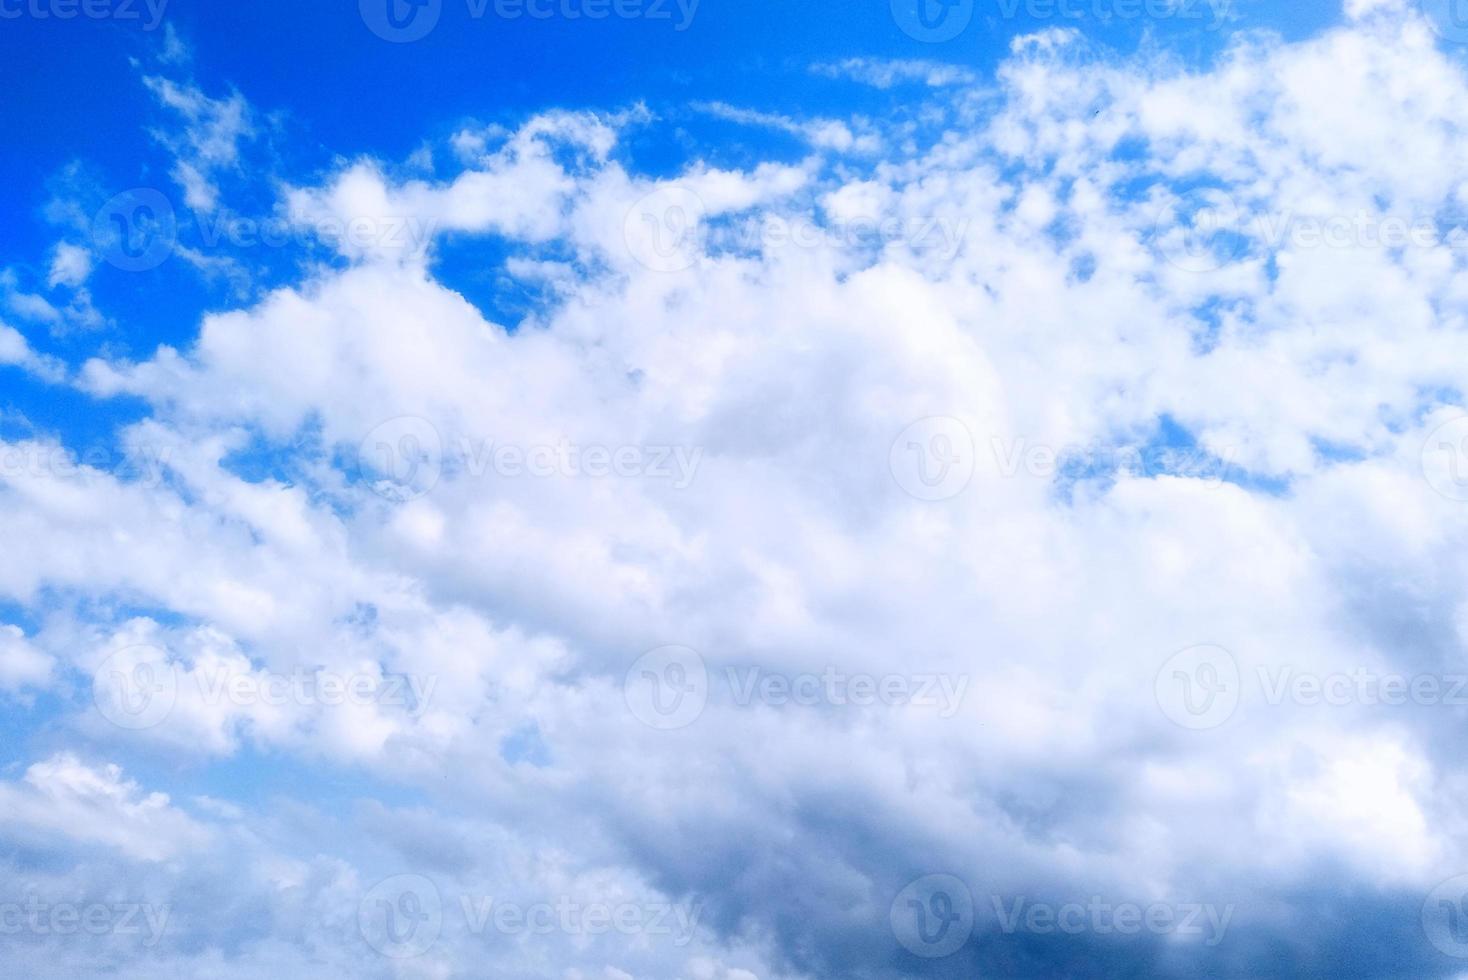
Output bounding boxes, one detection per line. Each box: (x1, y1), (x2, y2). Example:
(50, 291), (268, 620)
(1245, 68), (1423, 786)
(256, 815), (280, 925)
(0, 754), (211, 862)
(6, 1), (1468, 977)
(0, 624), (53, 691)
(47, 242), (92, 289)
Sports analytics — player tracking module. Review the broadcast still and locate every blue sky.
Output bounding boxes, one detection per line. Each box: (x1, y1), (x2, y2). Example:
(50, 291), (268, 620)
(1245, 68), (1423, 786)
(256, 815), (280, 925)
(4, 0), (1468, 978)
(0, 0), (1340, 442)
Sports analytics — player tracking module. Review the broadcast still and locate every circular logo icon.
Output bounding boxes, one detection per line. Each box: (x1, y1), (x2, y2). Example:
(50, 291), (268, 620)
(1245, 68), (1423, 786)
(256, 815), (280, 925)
(357, 417), (443, 502)
(624, 645), (708, 730)
(1423, 874), (1468, 958)
(92, 189), (177, 272)
(1420, 0), (1468, 44)
(890, 417), (975, 502)
(1155, 644), (1240, 730)
(93, 644), (178, 730)
(890, 873), (974, 958)
(623, 186), (705, 273)
(1154, 188), (1245, 273)
(360, 0), (442, 41)
(1422, 417), (1468, 502)
(890, 0), (974, 41)
(359, 874), (443, 958)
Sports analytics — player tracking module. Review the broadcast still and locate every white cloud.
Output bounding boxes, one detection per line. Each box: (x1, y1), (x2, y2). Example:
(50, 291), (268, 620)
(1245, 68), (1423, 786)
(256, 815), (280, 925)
(143, 75), (255, 213)
(694, 100), (883, 155)
(0, 624), (53, 691)
(812, 57), (980, 88)
(47, 242), (93, 288)
(8, 2), (1468, 976)
(0, 754), (211, 862)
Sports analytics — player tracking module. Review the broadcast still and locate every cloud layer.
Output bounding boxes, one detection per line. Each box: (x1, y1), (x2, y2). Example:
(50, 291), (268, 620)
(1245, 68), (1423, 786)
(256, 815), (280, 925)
(5, 2), (1468, 977)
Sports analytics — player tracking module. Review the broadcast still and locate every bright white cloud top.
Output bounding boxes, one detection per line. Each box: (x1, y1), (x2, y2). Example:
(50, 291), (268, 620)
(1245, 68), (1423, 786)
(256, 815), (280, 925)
(4, 0), (1468, 977)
